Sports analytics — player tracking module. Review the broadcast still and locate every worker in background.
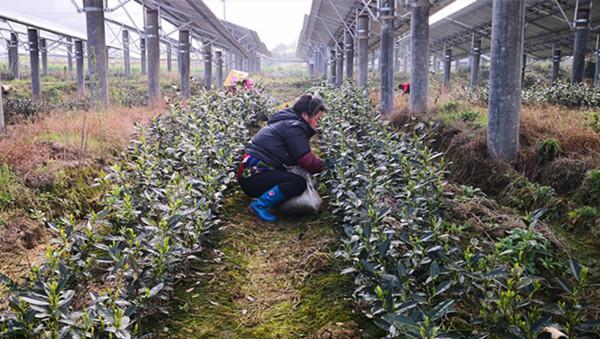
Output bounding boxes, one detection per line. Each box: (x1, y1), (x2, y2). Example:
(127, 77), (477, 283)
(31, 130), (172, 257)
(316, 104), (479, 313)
(398, 82), (410, 95)
(236, 95), (327, 222)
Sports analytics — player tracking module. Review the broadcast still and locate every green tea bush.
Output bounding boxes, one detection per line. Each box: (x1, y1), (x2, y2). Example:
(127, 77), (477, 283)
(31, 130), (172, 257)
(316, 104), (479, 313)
(576, 169), (600, 206)
(501, 176), (556, 212)
(0, 89), (274, 337)
(318, 84), (598, 338)
(523, 80), (600, 107)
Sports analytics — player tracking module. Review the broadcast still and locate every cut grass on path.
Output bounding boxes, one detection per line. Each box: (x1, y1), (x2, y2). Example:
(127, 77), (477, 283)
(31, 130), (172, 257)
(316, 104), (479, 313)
(148, 192), (383, 338)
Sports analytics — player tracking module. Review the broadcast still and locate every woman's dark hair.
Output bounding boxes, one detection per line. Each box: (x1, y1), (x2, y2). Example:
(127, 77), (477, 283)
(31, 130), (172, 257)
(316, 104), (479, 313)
(292, 94), (327, 118)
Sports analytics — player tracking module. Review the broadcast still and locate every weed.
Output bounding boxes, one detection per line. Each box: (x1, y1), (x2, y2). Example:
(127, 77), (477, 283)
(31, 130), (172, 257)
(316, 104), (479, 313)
(536, 138), (562, 162)
(575, 169), (600, 206)
(567, 206), (600, 234)
(501, 176), (556, 212)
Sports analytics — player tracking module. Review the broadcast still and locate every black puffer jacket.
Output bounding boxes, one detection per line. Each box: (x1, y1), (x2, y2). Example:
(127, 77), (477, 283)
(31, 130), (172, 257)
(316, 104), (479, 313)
(245, 108), (316, 170)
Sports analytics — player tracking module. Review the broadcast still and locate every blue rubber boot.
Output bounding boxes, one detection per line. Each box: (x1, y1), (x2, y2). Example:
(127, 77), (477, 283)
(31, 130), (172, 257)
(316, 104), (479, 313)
(250, 185), (285, 222)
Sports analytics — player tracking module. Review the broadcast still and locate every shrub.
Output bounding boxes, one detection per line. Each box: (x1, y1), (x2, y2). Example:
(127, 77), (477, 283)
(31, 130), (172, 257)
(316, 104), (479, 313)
(568, 206), (600, 234)
(522, 80), (600, 107)
(585, 111), (600, 132)
(457, 110), (479, 122)
(501, 176), (556, 212)
(440, 100), (460, 114)
(536, 138), (561, 162)
(576, 169), (600, 206)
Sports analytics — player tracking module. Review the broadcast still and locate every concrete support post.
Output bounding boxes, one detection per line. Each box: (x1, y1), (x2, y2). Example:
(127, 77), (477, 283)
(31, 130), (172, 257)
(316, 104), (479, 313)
(443, 47), (452, 87)
(75, 40), (85, 97)
(146, 8), (160, 105)
(40, 38), (48, 77)
(521, 53), (527, 86)
(84, 0), (109, 107)
(123, 30), (131, 78)
(328, 49), (336, 85)
(370, 51), (375, 71)
(403, 45), (409, 73)
(488, 0), (526, 162)
(336, 44), (343, 86)
(234, 54), (242, 70)
(552, 45), (561, 84)
(410, 0), (430, 113)
(28, 29), (41, 102)
(345, 30), (354, 81)
(470, 35), (482, 89)
(394, 41), (400, 72)
(179, 30), (190, 98)
(216, 50), (223, 89)
(357, 14), (369, 88)
(140, 37), (146, 74)
(167, 43), (172, 72)
(67, 37), (73, 73)
(572, 7), (590, 83)
(9, 33), (19, 79)
(203, 41), (212, 89)
(380, 0), (395, 114)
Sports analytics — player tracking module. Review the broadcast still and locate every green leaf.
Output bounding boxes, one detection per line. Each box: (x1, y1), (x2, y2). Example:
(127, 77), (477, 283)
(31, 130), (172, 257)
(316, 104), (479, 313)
(382, 313), (419, 331)
(434, 280), (452, 296)
(569, 258), (582, 282)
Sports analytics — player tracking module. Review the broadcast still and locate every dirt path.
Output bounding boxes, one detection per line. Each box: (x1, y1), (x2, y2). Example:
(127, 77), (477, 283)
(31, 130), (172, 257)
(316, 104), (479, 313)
(150, 193), (382, 338)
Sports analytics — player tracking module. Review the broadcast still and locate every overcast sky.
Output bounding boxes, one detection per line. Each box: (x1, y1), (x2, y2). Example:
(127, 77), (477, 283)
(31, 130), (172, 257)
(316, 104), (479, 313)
(0, 0), (311, 50)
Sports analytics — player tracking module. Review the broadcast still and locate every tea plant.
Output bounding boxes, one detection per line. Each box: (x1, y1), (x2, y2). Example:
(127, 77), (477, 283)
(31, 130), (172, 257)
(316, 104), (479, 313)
(0, 89), (274, 337)
(317, 84), (599, 338)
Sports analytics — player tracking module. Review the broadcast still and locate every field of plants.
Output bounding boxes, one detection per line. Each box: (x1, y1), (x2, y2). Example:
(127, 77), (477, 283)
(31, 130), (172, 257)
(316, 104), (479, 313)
(0, 59), (599, 338)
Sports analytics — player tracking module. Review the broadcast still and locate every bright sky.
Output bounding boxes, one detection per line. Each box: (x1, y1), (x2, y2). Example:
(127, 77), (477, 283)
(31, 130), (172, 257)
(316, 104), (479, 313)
(0, 0), (312, 51)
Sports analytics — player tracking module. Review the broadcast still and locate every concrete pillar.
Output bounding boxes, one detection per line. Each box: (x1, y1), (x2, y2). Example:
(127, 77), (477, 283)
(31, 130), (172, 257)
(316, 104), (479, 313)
(410, 0), (430, 113)
(488, 0), (525, 162)
(336, 44), (343, 86)
(146, 8), (160, 105)
(75, 40), (85, 97)
(552, 45), (561, 84)
(234, 54), (242, 70)
(179, 30), (190, 98)
(345, 30), (354, 81)
(328, 48), (336, 85)
(357, 14), (369, 87)
(167, 43), (172, 72)
(572, 7), (590, 83)
(470, 35), (482, 89)
(9, 33), (19, 79)
(40, 38), (48, 77)
(28, 29), (41, 102)
(67, 37), (73, 73)
(216, 50), (223, 89)
(595, 47), (600, 87)
(84, 0), (109, 107)
(403, 45), (409, 73)
(394, 41), (401, 72)
(443, 47), (452, 87)
(521, 53), (527, 86)
(380, 0), (395, 114)
(370, 51), (375, 71)
(123, 30), (131, 78)
(203, 41), (212, 89)
(140, 37), (146, 74)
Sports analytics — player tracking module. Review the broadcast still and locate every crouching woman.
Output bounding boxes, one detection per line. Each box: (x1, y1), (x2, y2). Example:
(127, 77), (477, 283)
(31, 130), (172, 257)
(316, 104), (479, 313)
(236, 95), (327, 222)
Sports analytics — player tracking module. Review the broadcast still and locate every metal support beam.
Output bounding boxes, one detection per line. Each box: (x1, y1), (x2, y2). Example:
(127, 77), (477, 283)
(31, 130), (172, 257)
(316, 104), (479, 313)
(488, 0), (525, 162)
(357, 14), (369, 87)
(443, 47), (452, 87)
(40, 38), (48, 77)
(9, 33), (19, 79)
(123, 30), (131, 78)
(329, 48), (336, 85)
(146, 8), (160, 105)
(67, 37), (73, 73)
(410, 0), (430, 114)
(75, 39), (85, 97)
(470, 35), (481, 89)
(179, 30), (190, 98)
(345, 30), (354, 81)
(140, 37), (146, 74)
(380, 0), (395, 114)
(336, 44), (343, 86)
(167, 43), (172, 72)
(28, 28), (41, 102)
(216, 50), (223, 89)
(85, 0), (109, 107)
(203, 41), (212, 89)
(572, 7), (590, 83)
(552, 45), (561, 84)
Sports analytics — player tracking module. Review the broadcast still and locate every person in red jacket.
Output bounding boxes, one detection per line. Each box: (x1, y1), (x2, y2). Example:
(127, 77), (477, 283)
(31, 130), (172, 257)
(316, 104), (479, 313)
(398, 82), (410, 95)
(237, 94), (327, 222)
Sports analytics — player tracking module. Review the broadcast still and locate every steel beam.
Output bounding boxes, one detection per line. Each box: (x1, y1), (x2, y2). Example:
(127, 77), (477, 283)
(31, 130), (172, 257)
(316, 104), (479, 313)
(146, 8), (160, 105)
(40, 38), (48, 77)
(28, 29), (41, 102)
(572, 7), (590, 83)
(345, 30), (354, 81)
(75, 40), (85, 97)
(84, 0), (109, 107)
(410, 0), (430, 114)
(443, 47), (452, 87)
(203, 41), (212, 89)
(179, 30), (190, 97)
(380, 0), (395, 114)
(123, 30), (131, 78)
(357, 14), (369, 87)
(488, 0), (526, 162)
(470, 35), (481, 89)
(216, 50), (223, 89)
(552, 45), (561, 84)
(67, 37), (73, 73)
